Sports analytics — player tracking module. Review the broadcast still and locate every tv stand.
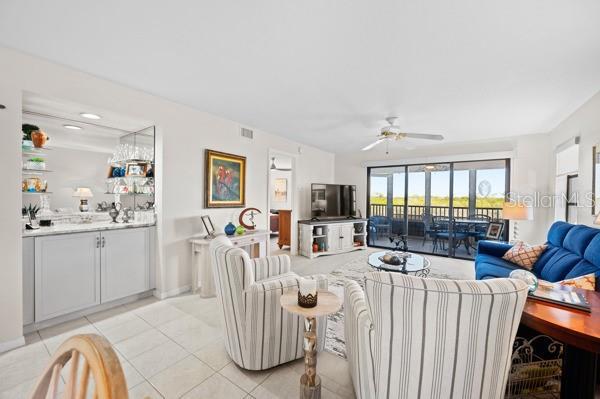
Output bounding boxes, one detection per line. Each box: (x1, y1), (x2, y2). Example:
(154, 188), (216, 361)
(298, 219), (368, 259)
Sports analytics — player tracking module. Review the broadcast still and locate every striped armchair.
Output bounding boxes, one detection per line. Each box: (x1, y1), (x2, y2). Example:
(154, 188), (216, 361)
(344, 272), (528, 399)
(210, 235), (328, 370)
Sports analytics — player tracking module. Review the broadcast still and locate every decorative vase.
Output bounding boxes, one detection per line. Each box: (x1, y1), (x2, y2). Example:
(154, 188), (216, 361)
(108, 203), (121, 223)
(22, 140), (33, 150)
(312, 241), (319, 253)
(31, 131), (48, 148)
(224, 222), (236, 236)
(235, 225), (246, 235)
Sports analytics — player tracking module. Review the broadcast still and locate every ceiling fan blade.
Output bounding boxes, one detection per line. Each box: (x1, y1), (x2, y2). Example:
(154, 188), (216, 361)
(361, 138), (385, 151)
(402, 133), (444, 141)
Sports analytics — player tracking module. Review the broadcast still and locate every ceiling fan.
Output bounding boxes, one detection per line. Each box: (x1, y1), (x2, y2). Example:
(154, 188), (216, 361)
(361, 117), (444, 151)
(270, 157), (292, 171)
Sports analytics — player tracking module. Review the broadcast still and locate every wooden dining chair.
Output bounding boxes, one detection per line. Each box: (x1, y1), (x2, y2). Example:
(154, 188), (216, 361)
(29, 334), (128, 399)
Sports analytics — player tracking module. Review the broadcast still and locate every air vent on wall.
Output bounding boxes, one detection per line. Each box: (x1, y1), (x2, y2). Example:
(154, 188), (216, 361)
(241, 127), (253, 139)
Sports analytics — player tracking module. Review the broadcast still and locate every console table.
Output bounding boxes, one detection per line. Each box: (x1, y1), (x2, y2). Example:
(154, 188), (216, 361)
(520, 287), (600, 398)
(189, 229), (269, 297)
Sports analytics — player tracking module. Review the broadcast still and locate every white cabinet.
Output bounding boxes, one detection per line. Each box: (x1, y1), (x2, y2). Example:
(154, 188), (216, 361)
(23, 237), (35, 325)
(35, 232), (101, 322)
(299, 220), (367, 259)
(31, 226), (154, 324)
(101, 228), (150, 303)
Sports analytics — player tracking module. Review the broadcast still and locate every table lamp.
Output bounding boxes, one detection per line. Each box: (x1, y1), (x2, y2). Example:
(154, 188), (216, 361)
(73, 187), (94, 212)
(502, 201), (532, 242)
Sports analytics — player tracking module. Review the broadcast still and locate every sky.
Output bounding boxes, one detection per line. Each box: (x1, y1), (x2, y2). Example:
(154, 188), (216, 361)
(370, 168), (506, 198)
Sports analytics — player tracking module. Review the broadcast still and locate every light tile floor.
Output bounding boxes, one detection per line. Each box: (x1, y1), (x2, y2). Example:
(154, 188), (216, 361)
(0, 293), (355, 399)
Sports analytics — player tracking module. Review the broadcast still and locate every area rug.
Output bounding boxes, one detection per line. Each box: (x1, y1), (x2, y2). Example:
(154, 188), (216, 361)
(323, 252), (472, 358)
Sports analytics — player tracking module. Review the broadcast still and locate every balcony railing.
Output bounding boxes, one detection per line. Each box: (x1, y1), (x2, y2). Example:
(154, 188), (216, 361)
(369, 204), (502, 221)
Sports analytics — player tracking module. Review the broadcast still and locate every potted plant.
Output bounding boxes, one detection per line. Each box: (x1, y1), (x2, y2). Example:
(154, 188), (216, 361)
(22, 124), (50, 148)
(26, 157), (46, 170)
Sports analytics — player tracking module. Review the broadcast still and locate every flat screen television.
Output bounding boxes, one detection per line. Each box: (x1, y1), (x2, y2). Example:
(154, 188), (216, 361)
(311, 184), (357, 219)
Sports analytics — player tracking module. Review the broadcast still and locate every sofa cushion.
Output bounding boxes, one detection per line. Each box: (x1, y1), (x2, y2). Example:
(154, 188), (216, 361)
(562, 225), (599, 257)
(538, 248), (582, 282)
(583, 234), (600, 266)
(501, 242), (546, 270)
(531, 245), (560, 276)
(475, 254), (521, 279)
(564, 259), (600, 280)
(547, 221), (573, 247)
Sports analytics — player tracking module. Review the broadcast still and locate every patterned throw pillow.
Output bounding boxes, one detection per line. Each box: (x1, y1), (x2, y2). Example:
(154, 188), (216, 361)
(559, 273), (596, 291)
(502, 241), (547, 270)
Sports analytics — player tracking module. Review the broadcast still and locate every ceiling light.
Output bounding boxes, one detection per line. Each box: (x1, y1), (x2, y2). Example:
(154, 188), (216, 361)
(80, 112), (101, 120)
(63, 124), (82, 130)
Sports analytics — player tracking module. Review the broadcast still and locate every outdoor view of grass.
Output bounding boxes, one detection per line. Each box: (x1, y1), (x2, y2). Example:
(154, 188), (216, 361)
(370, 195), (503, 208)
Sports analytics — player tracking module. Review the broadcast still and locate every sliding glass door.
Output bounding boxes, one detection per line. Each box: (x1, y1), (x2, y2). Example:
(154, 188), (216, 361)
(367, 158), (509, 260)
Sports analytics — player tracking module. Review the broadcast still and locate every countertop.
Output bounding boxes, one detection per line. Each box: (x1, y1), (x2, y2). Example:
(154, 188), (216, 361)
(23, 221), (156, 237)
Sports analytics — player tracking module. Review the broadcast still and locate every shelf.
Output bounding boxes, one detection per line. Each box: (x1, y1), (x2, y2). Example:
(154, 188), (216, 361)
(353, 233), (366, 236)
(22, 191), (52, 195)
(110, 159), (154, 166)
(22, 147), (51, 156)
(312, 235), (327, 238)
(106, 176), (154, 180)
(104, 192), (154, 196)
(22, 169), (53, 174)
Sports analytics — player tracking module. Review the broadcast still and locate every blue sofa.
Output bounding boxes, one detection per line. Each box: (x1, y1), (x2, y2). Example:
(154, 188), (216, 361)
(475, 221), (600, 282)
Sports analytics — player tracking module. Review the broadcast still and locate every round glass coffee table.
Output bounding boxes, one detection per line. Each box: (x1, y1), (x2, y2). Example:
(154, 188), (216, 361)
(368, 251), (431, 277)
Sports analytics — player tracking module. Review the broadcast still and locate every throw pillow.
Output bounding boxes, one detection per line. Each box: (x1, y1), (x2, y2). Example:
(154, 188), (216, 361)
(502, 241), (547, 270)
(559, 273), (596, 291)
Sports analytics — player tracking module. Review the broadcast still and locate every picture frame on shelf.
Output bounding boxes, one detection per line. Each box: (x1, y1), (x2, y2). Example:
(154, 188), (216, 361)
(125, 162), (148, 177)
(486, 222), (504, 240)
(201, 215), (216, 238)
(205, 149), (246, 208)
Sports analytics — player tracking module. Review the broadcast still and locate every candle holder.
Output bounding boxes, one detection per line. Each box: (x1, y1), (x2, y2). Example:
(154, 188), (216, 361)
(298, 291), (318, 308)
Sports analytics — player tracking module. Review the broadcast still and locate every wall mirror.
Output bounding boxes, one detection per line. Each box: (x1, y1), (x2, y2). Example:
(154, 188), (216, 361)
(593, 145), (600, 215)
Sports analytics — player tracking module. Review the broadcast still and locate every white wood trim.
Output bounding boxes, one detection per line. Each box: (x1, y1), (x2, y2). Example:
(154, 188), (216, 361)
(0, 336), (25, 354)
(360, 151), (515, 168)
(155, 284), (191, 300)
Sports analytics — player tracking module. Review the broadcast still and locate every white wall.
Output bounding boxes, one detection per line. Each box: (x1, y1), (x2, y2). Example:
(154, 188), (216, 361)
(0, 46), (335, 348)
(335, 135), (553, 243)
(549, 89), (600, 227)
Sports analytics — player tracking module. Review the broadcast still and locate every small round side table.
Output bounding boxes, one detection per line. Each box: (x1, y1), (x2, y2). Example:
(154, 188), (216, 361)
(281, 290), (342, 399)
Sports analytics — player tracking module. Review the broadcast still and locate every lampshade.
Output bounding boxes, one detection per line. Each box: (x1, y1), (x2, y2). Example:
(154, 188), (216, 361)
(73, 187), (94, 198)
(502, 202), (531, 220)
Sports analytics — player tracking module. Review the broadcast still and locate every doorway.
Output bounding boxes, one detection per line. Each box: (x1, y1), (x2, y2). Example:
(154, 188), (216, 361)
(267, 152), (295, 255)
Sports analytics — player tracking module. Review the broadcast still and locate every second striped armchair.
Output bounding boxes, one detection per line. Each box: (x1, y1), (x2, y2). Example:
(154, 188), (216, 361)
(344, 272), (528, 399)
(209, 235), (328, 370)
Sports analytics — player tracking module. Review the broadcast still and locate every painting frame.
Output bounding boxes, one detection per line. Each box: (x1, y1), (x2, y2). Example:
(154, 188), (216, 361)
(125, 162), (148, 177)
(205, 149), (246, 208)
(273, 178), (288, 202)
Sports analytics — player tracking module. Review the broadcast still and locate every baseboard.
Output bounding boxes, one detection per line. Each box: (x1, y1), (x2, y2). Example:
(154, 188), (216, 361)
(155, 284), (191, 300)
(0, 335), (25, 354)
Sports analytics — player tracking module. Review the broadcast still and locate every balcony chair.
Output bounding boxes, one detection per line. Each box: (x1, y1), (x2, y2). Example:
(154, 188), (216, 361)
(432, 216), (472, 255)
(467, 213), (491, 241)
(29, 334), (127, 399)
(368, 215), (392, 244)
(421, 212), (437, 247)
(344, 272), (528, 399)
(210, 235), (328, 370)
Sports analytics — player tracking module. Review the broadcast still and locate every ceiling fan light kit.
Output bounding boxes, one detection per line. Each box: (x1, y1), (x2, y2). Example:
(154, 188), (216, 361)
(361, 116), (445, 152)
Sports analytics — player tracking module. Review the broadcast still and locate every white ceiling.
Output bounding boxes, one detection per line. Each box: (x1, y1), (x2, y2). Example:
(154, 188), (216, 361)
(2, 1), (600, 154)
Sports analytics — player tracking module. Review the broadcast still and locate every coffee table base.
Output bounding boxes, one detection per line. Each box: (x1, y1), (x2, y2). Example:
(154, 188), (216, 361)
(300, 316), (321, 399)
(300, 374), (321, 399)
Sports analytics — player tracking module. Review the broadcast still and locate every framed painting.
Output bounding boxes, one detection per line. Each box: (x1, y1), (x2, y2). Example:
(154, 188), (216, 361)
(273, 178), (287, 202)
(205, 149), (246, 208)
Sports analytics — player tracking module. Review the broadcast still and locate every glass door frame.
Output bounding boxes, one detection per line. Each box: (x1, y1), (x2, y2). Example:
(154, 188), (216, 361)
(366, 158), (511, 260)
